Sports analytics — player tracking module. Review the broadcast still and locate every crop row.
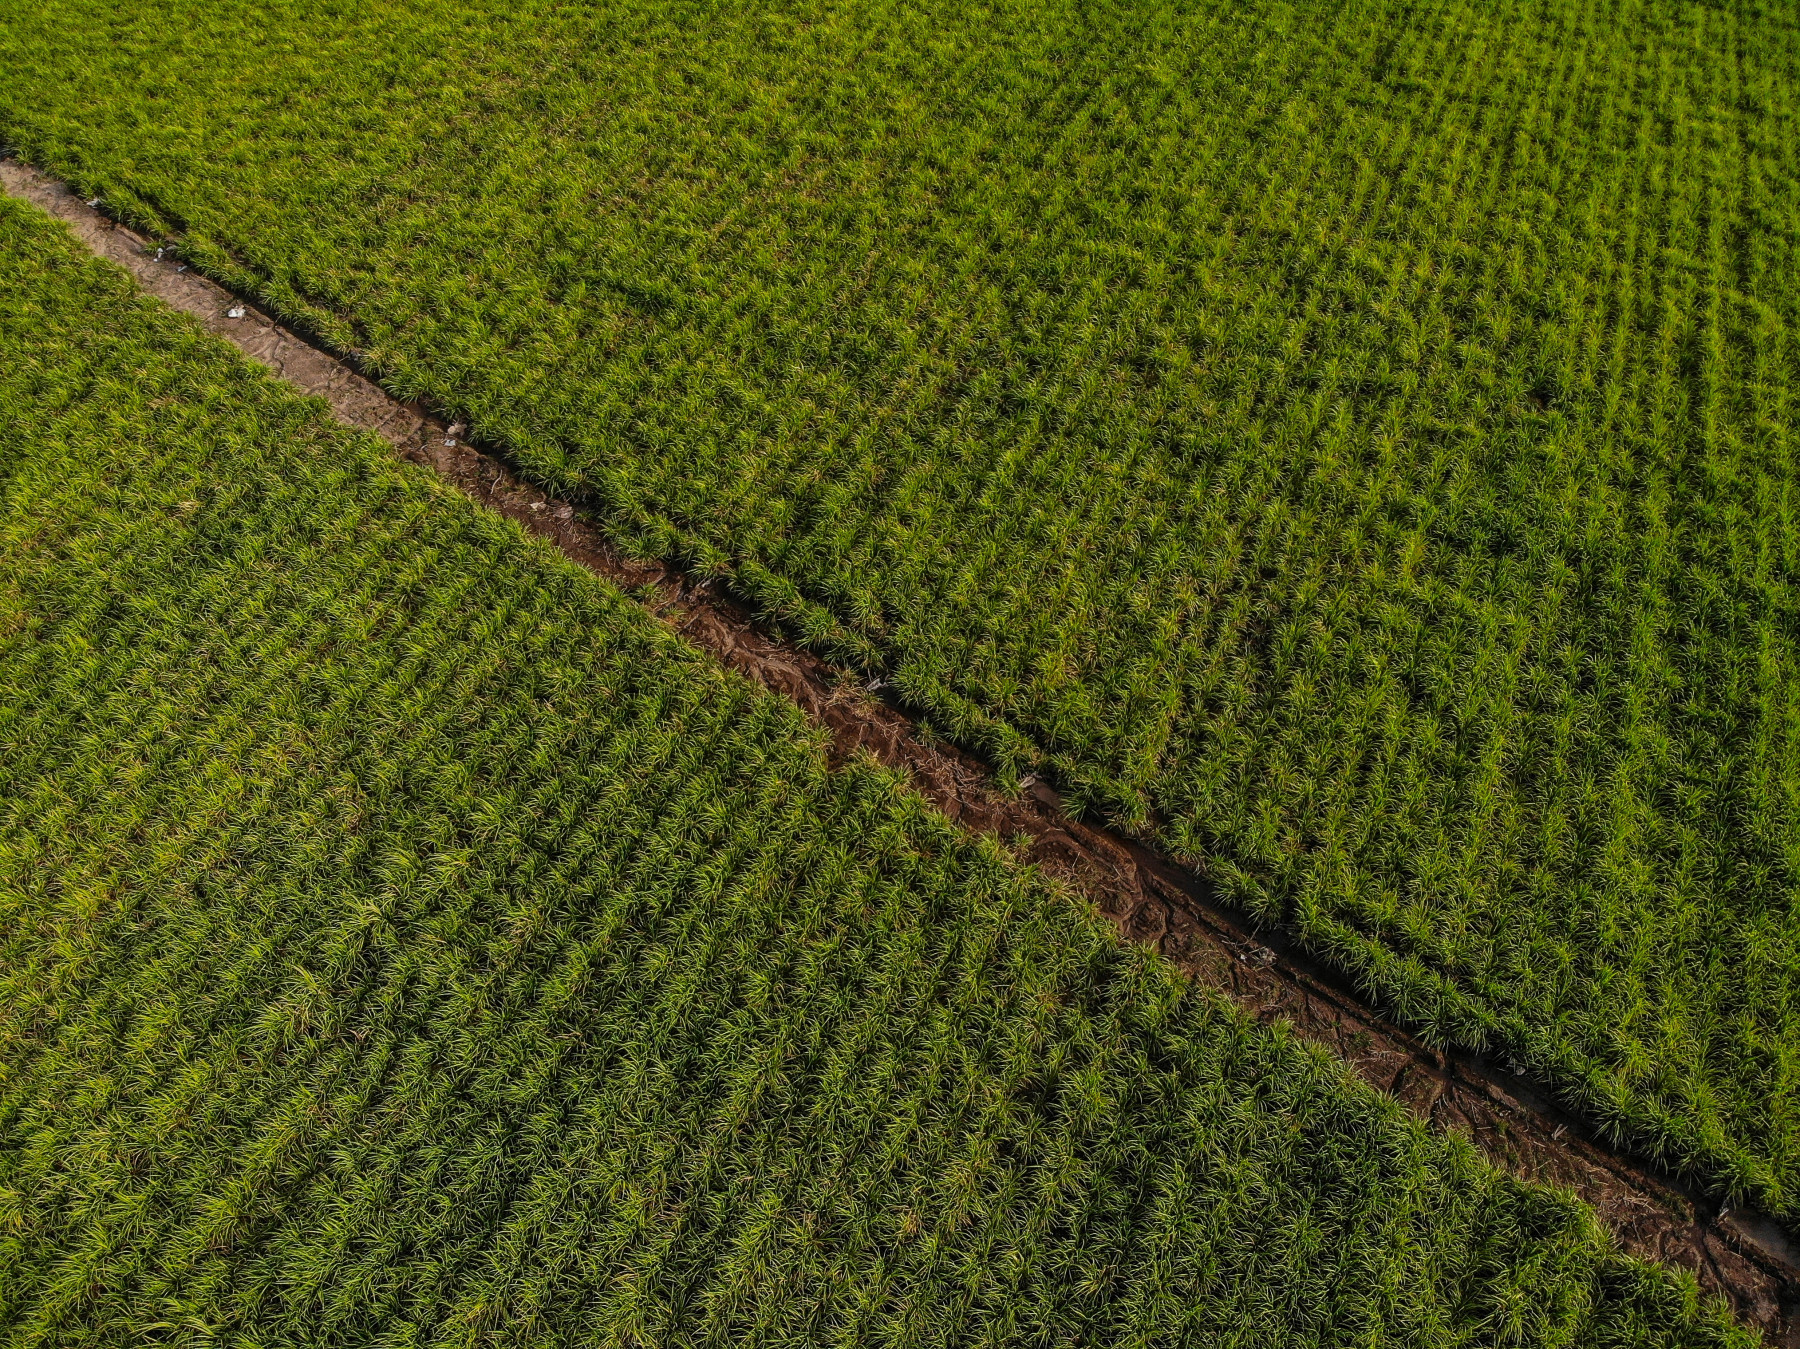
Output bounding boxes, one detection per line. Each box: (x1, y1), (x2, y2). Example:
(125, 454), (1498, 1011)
(0, 197), (1751, 1346)
(1, 0), (1796, 1212)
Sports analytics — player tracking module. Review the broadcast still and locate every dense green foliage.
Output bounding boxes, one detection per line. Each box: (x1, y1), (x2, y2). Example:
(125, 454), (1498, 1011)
(3, 0), (1798, 1211)
(0, 198), (1756, 1347)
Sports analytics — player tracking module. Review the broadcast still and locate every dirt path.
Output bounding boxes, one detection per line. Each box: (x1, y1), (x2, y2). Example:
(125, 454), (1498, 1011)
(5, 156), (1795, 1344)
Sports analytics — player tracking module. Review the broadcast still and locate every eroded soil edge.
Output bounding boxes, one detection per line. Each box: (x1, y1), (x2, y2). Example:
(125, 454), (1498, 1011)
(6, 157), (1795, 1343)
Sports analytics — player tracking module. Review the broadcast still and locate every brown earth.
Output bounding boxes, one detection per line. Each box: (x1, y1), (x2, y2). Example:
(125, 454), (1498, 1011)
(5, 156), (1796, 1344)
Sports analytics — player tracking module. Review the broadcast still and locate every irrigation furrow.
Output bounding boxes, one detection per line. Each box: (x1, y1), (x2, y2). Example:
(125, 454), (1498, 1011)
(4, 156), (1794, 1344)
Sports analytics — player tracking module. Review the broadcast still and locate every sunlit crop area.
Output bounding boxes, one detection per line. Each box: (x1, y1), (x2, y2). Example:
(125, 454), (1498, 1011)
(0, 198), (1757, 1346)
(7, 0), (1793, 1212)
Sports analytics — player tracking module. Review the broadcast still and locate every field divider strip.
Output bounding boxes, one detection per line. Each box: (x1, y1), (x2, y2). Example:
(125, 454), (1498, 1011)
(5, 156), (1795, 1343)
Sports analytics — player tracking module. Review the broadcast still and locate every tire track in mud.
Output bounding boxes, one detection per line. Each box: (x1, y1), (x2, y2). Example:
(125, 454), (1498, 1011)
(6, 156), (1796, 1344)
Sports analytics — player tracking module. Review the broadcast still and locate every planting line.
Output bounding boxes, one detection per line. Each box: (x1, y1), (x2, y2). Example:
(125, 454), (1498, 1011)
(5, 156), (1796, 1343)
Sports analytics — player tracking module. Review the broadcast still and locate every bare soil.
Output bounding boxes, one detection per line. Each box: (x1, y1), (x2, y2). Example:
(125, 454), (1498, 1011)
(6, 156), (1795, 1344)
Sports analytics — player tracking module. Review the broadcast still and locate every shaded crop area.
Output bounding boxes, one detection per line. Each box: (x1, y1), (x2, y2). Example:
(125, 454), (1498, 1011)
(0, 198), (1756, 1347)
(2, 0), (1797, 1214)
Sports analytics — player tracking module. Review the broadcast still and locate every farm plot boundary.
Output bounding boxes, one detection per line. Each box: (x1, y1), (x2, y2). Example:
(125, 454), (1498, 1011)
(5, 158), (1793, 1342)
(4, 0), (1796, 1226)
